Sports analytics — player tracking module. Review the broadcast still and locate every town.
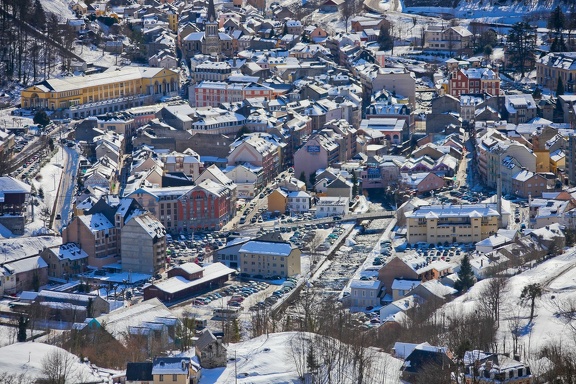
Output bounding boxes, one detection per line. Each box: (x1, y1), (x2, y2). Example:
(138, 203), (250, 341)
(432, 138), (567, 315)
(0, 0), (575, 382)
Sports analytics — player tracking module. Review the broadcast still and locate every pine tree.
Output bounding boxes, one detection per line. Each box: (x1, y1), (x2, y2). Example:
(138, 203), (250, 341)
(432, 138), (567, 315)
(378, 23), (394, 51)
(547, 6), (566, 34)
(455, 254), (475, 293)
(17, 315), (28, 342)
(557, 76), (565, 96)
(520, 283), (542, 323)
(506, 22), (537, 77)
(299, 171), (307, 185)
(308, 171), (316, 188)
(352, 172), (358, 197)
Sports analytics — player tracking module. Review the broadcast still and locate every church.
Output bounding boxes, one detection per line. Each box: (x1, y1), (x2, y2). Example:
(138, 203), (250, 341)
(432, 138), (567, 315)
(181, 0), (233, 60)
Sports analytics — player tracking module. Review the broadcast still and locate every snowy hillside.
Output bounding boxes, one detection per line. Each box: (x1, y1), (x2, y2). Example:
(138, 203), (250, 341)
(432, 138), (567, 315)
(440, 249), (576, 361)
(40, 0), (75, 21)
(199, 332), (403, 384)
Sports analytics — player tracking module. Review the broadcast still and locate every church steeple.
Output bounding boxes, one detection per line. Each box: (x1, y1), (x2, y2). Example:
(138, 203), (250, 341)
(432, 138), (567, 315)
(207, 0), (216, 22)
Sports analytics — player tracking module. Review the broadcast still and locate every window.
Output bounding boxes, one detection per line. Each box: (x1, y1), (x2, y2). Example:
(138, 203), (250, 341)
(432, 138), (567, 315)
(173, 374), (177, 381)
(159, 375), (164, 382)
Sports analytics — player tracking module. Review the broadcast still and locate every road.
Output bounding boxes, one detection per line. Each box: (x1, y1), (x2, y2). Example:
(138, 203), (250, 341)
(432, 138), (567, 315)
(52, 145), (79, 232)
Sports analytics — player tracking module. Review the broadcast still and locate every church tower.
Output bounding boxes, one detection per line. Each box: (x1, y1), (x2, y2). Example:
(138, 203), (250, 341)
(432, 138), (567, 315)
(203, 0), (221, 56)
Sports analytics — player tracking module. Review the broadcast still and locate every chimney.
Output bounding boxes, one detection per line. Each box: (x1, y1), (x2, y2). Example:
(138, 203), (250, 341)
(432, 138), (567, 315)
(480, 259), (484, 267)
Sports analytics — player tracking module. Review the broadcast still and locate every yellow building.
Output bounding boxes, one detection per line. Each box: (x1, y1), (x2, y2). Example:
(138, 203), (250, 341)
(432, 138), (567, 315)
(21, 67), (179, 119)
(239, 240), (301, 277)
(267, 188), (288, 214)
(406, 204), (503, 245)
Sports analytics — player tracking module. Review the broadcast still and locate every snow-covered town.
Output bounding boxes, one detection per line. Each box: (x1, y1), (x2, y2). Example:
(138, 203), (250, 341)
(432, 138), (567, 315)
(0, 0), (576, 382)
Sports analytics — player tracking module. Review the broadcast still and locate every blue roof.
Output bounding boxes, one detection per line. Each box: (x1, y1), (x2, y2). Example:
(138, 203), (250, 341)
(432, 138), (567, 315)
(239, 241), (293, 256)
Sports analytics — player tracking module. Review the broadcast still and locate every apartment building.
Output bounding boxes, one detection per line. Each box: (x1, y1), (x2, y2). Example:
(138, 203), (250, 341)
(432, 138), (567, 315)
(536, 52), (576, 93)
(121, 212), (167, 275)
(448, 68), (500, 97)
(228, 134), (282, 184)
(424, 25), (473, 52)
(191, 81), (274, 107)
(405, 204), (504, 244)
(238, 240), (301, 277)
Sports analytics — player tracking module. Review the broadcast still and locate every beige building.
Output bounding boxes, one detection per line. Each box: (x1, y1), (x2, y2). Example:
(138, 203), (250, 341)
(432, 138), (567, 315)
(151, 357), (200, 384)
(239, 240), (301, 277)
(127, 186), (192, 232)
(41, 243), (89, 279)
(121, 212), (167, 275)
(405, 204), (504, 244)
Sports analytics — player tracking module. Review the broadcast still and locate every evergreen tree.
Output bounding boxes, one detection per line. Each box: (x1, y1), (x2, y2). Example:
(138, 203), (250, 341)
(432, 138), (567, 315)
(506, 22), (537, 77)
(33, 110), (50, 127)
(299, 171), (307, 185)
(378, 23), (394, 51)
(557, 76), (565, 96)
(547, 6), (566, 34)
(17, 315), (28, 342)
(520, 283), (542, 323)
(351, 172), (358, 197)
(454, 254), (475, 293)
(308, 171), (316, 187)
(32, 0), (47, 31)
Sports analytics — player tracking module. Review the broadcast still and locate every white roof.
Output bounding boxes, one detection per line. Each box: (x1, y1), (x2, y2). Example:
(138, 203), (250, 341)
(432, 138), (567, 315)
(391, 279), (420, 291)
(406, 204), (500, 219)
(240, 241), (293, 256)
(152, 263), (236, 294)
(177, 262), (204, 274)
(350, 279), (381, 290)
(78, 213), (114, 233)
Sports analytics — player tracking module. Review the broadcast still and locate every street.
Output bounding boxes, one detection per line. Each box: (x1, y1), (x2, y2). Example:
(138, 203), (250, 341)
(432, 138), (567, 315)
(52, 145), (79, 232)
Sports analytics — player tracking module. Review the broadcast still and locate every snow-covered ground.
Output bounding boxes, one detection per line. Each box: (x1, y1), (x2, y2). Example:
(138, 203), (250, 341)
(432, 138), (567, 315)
(199, 332), (403, 384)
(440, 249), (576, 358)
(39, 0), (76, 21)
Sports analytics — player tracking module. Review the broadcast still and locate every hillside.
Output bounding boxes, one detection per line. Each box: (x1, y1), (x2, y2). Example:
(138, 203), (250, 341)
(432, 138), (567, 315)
(39, 0), (75, 20)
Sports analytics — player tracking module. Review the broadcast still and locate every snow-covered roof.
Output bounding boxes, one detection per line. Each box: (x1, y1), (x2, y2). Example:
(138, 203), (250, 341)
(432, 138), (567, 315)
(418, 280), (457, 298)
(0, 176), (31, 194)
(406, 204), (501, 219)
(0, 236), (62, 263)
(350, 279), (381, 290)
(151, 263), (236, 294)
(239, 241), (293, 256)
(47, 242), (89, 261)
(177, 262), (204, 275)
(391, 279), (420, 291)
(79, 213), (114, 233)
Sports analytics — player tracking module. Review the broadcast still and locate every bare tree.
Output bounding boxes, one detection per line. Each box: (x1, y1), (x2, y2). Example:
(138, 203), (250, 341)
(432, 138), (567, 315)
(0, 371), (34, 384)
(341, 0), (361, 33)
(478, 277), (508, 329)
(39, 349), (77, 384)
(175, 315), (196, 352)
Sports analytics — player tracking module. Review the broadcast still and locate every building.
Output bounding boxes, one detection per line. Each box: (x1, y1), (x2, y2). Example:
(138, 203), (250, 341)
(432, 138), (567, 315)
(448, 67), (500, 97)
(359, 118), (409, 145)
(20, 67), (179, 119)
(195, 328), (227, 368)
(349, 279), (382, 309)
(463, 351), (532, 384)
(315, 196), (349, 218)
(405, 204), (506, 245)
(121, 212), (167, 275)
(504, 94), (537, 124)
(143, 263), (235, 302)
(294, 135), (340, 187)
(228, 134), (282, 184)
(191, 81), (274, 108)
(177, 179), (235, 231)
(151, 357), (201, 384)
(40, 243), (89, 279)
(424, 25), (473, 52)
(401, 172), (445, 194)
(127, 186), (192, 232)
(536, 52), (576, 93)
(267, 188), (288, 214)
(286, 191), (311, 214)
(238, 240), (301, 277)
(0, 176), (31, 235)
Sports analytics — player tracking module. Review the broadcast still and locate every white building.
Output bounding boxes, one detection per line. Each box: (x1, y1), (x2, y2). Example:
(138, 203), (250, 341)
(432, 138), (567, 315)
(287, 191), (311, 214)
(350, 279), (382, 309)
(315, 196), (349, 218)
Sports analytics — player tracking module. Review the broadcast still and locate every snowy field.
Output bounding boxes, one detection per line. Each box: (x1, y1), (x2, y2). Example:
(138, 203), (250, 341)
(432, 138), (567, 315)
(39, 0), (76, 21)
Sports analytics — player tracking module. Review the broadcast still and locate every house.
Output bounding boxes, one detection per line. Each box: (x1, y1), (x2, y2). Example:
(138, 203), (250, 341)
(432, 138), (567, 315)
(401, 172), (445, 194)
(325, 176), (353, 200)
(407, 280), (457, 302)
(0, 176), (31, 235)
(391, 279), (420, 301)
(379, 296), (417, 323)
(287, 191), (311, 214)
(40, 243), (89, 279)
(349, 279), (382, 309)
(475, 229), (517, 253)
(463, 351), (532, 384)
(401, 343), (454, 383)
(504, 94), (537, 124)
(424, 25), (473, 52)
(267, 188), (288, 214)
(152, 356), (201, 384)
(195, 328), (227, 368)
(294, 135), (340, 187)
(319, 0), (344, 12)
(315, 196), (349, 218)
(448, 67), (500, 97)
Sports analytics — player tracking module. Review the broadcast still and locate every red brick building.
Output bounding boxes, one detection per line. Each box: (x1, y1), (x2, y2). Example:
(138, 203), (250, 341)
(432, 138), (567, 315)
(449, 68), (500, 98)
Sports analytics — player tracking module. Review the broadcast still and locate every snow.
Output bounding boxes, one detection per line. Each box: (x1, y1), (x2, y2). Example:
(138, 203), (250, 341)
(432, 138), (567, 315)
(39, 0), (76, 21)
(440, 248), (576, 356)
(0, 342), (104, 383)
(199, 332), (403, 384)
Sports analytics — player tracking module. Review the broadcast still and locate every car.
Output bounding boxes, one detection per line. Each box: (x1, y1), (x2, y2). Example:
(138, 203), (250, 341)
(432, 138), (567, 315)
(55, 214), (61, 220)
(228, 301), (242, 307)
(365, 306), (374, 311)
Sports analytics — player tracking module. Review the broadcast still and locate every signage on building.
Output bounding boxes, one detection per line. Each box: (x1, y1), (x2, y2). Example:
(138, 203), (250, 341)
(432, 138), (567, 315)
(307, 145), (320, 153)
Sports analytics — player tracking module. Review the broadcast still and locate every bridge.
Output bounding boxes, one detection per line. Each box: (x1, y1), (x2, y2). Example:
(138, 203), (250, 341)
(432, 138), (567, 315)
(275, 210), (396, 228)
